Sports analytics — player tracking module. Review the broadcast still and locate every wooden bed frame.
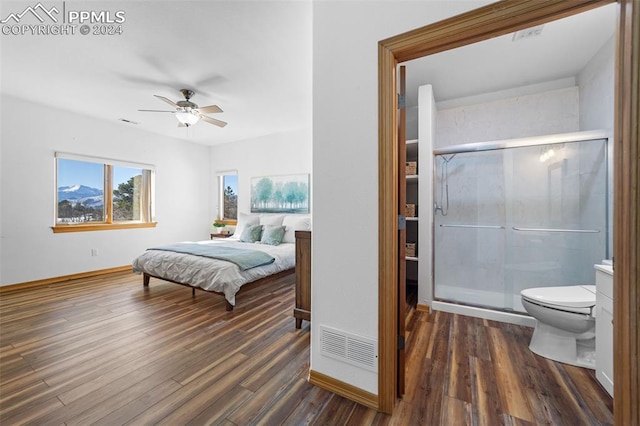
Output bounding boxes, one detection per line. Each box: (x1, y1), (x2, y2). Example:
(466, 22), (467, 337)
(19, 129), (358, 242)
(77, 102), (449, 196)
(142, 268), (295, 311)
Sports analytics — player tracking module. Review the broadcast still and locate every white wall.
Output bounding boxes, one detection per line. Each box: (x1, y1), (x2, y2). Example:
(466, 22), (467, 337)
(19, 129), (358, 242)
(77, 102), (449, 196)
(208, 128), (312, 221)
(0, 95), (211, 285)
(0, 99), (3, 286)
(417, 85), (436, 306)
(578, 37), (615, 132)
(312, 0), (491, 395)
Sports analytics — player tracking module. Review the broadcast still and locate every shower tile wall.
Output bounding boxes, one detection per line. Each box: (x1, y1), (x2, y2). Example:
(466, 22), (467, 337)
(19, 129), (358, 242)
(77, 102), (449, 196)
(435, 87), (579, 147)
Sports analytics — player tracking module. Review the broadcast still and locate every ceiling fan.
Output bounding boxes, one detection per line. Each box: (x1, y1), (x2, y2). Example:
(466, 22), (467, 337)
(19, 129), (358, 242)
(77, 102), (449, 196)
(139, 89), (227, 128)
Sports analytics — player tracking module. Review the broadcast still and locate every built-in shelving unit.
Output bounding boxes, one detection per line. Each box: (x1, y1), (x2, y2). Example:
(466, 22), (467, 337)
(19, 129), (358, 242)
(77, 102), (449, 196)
(413, 83), (436, 308)
(405, 139), (419, 283)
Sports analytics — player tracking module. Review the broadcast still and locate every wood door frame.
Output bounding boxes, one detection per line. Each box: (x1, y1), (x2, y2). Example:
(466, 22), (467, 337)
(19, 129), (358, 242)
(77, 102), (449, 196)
(397, 65), (407, 397)
(377, 1), (639, 423)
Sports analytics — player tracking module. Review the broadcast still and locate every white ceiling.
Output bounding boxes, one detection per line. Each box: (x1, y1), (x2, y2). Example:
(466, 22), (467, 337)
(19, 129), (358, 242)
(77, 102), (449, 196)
(0, 1), (616, 146)
(0, 1), (313, 145)
(405, 3), (617, 108)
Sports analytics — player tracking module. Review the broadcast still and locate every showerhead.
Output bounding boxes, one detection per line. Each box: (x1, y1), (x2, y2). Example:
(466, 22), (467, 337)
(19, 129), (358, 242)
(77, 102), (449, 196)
(435, 154), (454, 216)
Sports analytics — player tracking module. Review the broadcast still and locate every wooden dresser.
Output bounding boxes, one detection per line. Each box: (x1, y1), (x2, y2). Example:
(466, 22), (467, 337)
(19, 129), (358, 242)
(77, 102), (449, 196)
(294, 230), (311, 329)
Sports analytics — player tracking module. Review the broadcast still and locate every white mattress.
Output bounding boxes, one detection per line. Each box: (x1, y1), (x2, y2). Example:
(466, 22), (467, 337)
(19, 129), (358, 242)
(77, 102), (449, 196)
(132, 239), (295, 306)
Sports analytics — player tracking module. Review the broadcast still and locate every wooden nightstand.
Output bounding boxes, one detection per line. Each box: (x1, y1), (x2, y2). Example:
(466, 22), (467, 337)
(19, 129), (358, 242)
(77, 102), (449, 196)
(210, 233), (233, 240)
(294, 230), (311, 329)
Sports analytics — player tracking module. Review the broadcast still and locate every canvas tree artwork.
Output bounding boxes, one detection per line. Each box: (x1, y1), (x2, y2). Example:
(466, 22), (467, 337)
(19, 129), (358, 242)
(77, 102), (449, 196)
(251, 174), (309, 213)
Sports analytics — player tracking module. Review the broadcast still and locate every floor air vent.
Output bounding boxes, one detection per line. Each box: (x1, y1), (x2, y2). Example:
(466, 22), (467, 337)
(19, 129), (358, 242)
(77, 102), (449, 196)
(320, 325), (378, 371)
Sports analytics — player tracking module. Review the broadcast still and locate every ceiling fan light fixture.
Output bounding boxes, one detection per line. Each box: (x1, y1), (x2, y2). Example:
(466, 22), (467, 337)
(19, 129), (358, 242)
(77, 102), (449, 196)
(175, 110), (199, 126)
(140, 90), (226, 128)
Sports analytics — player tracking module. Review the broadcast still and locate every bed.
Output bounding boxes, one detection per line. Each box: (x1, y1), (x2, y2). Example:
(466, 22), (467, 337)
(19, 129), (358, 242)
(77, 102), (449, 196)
(132, 213), (310, 310)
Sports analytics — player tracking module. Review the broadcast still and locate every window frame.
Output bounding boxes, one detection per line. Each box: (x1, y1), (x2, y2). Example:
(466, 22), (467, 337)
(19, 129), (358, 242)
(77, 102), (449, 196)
(52, 153), (156, 233)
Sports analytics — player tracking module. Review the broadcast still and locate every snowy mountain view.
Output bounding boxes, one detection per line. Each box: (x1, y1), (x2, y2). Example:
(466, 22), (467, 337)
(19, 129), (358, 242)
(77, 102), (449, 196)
(57, 185), (104, 207)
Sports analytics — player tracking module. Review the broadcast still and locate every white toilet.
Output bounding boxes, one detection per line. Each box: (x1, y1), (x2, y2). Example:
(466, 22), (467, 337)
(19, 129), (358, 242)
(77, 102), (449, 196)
(520, 285), (597, 369)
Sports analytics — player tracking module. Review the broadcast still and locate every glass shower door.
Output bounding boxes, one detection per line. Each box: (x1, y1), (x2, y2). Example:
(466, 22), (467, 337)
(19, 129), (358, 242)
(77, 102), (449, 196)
(504, 139), (608, 312)
(433, 137), (608, 313)
(433, 149), (508, 309)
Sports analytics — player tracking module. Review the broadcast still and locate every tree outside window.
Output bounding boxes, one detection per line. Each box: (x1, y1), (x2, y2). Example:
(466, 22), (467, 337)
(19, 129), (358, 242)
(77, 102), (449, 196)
(113, 167), (143, 221)
(221, 174), (238, 220)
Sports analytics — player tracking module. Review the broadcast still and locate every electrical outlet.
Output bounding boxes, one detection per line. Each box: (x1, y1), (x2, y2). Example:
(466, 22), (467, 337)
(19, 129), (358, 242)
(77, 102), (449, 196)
(91, 248), (99, 256)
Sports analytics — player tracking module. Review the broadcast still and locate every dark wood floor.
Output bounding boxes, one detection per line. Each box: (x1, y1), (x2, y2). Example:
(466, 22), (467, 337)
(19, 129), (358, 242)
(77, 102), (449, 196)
(0, 271), (613, 425)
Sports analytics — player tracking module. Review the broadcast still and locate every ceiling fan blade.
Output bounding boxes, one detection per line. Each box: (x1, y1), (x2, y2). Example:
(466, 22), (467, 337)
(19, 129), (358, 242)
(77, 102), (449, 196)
(154, 95), (178, 108)
(200, 115), (227, 128)
(138, 109), (175, 113)
(197, 104), (223, 114)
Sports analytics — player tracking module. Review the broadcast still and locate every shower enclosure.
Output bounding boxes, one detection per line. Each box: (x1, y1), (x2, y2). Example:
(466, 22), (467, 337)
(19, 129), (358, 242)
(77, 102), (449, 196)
(432, 131), (609, 316)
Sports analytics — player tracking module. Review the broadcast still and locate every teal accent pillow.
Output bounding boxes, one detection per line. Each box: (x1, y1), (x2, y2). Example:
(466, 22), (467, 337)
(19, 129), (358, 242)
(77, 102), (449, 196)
(261, 225), (286, 246)
(240, 224), (263, 243)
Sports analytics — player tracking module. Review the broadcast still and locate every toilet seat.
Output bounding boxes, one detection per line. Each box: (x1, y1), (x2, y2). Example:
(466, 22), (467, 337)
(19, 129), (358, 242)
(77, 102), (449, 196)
(521, 285), (596, 315)
(520, 285), (597, 368)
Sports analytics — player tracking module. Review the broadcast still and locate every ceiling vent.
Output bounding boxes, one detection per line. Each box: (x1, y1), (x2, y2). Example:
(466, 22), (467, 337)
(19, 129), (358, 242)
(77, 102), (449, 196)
(512, 25), (544, 41)
(320, 325), (378, 372)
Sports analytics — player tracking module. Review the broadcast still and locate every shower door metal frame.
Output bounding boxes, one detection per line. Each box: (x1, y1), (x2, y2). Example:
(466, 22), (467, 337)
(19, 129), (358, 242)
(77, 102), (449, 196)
(431, 131), (610, 312)
(433, 129), (610, 155)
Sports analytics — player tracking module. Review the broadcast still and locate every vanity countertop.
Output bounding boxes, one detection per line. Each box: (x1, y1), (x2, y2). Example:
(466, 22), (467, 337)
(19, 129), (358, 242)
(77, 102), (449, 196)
(594, 264), (613, 276)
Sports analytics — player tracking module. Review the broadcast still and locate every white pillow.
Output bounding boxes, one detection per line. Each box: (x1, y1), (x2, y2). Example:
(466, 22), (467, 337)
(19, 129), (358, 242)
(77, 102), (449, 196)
(260, 214), (285, 226)
(282, 215), (311, 243)
(229, 212), (259, 240)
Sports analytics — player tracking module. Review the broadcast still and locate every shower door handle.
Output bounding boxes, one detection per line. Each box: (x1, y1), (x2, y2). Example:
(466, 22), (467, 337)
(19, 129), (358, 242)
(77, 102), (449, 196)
(512, 227), (600, 233)
(440, 224), (504, 229)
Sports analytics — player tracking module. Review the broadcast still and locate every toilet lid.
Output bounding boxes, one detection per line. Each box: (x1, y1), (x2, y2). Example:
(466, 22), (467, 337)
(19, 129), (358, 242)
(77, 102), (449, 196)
(521, 285), (596, 308)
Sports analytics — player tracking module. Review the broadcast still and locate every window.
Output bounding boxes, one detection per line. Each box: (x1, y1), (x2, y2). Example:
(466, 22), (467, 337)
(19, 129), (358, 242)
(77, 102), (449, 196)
(54, 153), (156, 232)
(219, 172), (238, 222)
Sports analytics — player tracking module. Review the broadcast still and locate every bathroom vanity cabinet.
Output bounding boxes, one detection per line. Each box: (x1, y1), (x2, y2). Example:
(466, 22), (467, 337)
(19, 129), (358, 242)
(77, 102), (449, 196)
(595, 264), (614, 397)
